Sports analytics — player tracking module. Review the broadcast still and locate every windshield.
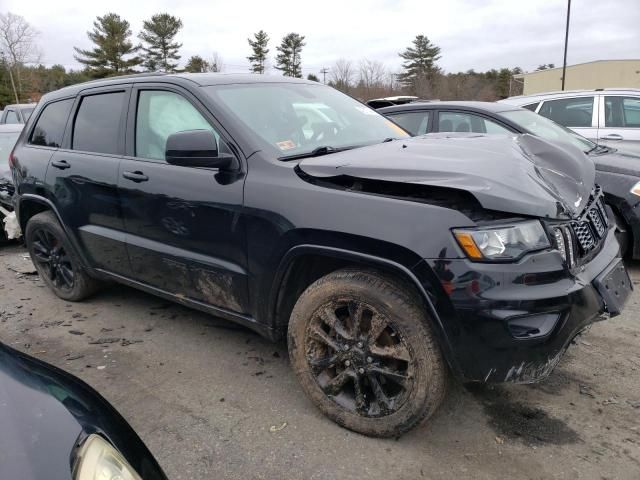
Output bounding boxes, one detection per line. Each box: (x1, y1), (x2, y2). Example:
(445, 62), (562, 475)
(501, 109), (596, 152)
(205, 83), (408, 158)
(0, 131), (20, 168)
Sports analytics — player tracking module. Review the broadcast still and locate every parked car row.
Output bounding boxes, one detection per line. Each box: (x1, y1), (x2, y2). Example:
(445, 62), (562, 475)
(0, 124), (23, 243)
(0, 103), (37, 125)
(500, 88), (640, 155)
(6, 73), (631, 440)
(378, 100), (640, 259)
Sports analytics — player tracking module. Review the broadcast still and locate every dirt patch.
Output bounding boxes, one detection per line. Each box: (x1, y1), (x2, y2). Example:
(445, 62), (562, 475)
(468, 384), (580, 445)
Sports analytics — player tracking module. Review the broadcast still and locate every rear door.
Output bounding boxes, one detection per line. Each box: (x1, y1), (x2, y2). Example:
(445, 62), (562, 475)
(536, 96), (598, 141)
(599, 95), (640, 155)
(45, 86), (131, 275)
(118, 84), (249, 313)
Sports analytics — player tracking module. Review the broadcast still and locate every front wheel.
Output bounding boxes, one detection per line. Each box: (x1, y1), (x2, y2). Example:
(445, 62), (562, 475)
(288, 269), (447, 437)
(612, 210), (630, 257)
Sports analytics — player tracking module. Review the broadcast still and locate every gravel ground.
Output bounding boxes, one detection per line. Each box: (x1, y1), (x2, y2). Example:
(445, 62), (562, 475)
(1, 243), (639, 480)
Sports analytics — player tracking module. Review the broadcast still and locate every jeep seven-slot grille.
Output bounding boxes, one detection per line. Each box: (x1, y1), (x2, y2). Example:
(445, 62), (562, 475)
(551, 188), (609, 267)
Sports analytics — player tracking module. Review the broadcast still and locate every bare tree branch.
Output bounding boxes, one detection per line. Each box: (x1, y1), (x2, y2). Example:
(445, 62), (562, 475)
(330, 58), (355, 93)
(0, 12), (41, 102)
(207, 51), (224, 72)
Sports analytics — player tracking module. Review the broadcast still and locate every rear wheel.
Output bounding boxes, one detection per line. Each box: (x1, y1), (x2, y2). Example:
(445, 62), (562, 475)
(25, 211), (100, 301)
(288, 269), (447, 437)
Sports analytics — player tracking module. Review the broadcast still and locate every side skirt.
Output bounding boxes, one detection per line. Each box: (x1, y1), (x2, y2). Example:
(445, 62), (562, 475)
(92, 268), (277, 341)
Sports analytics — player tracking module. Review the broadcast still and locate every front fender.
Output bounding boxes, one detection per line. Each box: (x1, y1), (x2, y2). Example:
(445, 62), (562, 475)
(267, 243), (463, 378)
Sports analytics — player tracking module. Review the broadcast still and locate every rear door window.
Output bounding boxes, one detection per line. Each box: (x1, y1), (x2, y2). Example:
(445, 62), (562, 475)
(72, 91), (126, 155)
(538, 97), (594, 127)
(604, 96), (640, 128)
(438, 111), (510, 134)
(5, 110), (19, 124)
(29, 99), (74, 148)
(387, 111), (430, 136)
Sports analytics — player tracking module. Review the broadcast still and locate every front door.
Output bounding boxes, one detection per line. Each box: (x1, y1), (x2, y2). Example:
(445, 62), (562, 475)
(45, 87), (131, 276)
(118, 86), (249, 313)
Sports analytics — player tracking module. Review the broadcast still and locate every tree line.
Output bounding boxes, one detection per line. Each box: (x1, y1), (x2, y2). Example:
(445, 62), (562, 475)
(1, 10), (527, 107)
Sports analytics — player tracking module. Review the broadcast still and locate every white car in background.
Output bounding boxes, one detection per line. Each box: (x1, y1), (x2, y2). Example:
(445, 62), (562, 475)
(500, 89), (640, 155)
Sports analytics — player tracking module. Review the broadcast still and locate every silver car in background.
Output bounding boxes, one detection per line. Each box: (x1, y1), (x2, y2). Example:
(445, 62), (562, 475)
(500, 89), (640, 155)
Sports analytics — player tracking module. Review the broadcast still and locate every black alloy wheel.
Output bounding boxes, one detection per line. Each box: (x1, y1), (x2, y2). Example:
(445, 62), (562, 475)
(30, 227), (75, 291)
(288, 269), (447, 437)
(305, 300), (413, 417)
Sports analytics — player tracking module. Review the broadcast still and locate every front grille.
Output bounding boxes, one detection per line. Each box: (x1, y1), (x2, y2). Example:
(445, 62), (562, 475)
(550, 187), (609, 267)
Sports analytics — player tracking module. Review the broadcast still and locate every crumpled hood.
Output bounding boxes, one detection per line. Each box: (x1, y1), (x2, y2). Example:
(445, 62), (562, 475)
(298, 133), (595, 220)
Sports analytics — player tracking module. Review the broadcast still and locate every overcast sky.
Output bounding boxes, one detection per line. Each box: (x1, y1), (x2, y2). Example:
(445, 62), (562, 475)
(5, 0), (640, 76)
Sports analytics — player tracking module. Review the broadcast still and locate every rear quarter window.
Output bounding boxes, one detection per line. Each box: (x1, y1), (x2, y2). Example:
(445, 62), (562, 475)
(387, 111), (430, 136)
(29, 99), (74, 148)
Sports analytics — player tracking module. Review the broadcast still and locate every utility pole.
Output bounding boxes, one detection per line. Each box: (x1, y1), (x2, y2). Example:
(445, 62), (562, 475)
(561, 0), (571, 91)
(320, 67), (329, 84)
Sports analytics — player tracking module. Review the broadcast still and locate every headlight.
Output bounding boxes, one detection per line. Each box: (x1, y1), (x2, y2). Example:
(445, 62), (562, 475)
(453, 220), (550, 261)
(73, 434), (142, 480)
(630, 181), (640, 197)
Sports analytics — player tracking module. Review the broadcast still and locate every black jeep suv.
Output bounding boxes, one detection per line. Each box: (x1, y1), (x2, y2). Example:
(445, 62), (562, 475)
(9, 73), (631, 437)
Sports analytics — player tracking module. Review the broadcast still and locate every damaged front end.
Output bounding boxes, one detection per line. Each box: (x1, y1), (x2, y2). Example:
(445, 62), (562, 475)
(297, 133), (630, 385)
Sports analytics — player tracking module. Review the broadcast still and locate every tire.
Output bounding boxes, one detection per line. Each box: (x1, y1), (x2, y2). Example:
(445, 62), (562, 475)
(25, 211), (100, 301)
(288, 268), (447, 437)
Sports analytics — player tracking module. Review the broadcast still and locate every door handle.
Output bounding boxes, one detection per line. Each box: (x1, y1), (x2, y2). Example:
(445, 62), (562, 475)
(51, 159), (70, 170)
(122, 171), (149, 183)
(601, 134), (623, 141)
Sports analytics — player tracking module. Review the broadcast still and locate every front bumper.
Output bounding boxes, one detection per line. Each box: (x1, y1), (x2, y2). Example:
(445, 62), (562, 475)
(421, 226), (628, 383)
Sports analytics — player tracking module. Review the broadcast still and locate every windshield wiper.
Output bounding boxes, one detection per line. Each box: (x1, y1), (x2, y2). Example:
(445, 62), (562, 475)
(279, 145), (354, 161)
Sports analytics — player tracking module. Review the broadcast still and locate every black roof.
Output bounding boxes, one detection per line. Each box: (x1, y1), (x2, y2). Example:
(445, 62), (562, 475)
(43, 73), (316, 101)
(378, 101), (522, 115)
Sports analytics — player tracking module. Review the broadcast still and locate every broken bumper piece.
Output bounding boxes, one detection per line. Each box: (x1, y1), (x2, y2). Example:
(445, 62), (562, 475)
(422, 226), (628, 384)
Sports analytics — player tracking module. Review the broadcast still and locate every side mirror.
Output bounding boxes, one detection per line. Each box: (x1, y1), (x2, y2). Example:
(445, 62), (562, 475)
(165, 130), (236, 169)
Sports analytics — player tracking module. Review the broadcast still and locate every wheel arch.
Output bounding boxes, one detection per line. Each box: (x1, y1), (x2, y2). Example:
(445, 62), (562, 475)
(17, 194), (90, 267)
(268, 244), (461, 376)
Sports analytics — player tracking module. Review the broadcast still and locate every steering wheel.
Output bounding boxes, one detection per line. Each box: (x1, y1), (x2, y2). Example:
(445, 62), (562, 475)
(310, 122), (341, 143)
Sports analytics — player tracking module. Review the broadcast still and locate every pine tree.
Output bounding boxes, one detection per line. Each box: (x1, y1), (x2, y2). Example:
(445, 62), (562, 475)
(74, 13), (141, 78)
(247, 30), (269, 74)
(138, 13), (183, 72)
(275, 33), (305, 78)
(397, 35), (441, 92)
(184, 55), (209, 73)
(307, 73), (319, 82)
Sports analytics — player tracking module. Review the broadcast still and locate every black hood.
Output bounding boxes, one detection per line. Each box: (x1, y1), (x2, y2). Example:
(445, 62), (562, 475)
(592, 148), (640, 178)
(298, 134), (595, 220)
